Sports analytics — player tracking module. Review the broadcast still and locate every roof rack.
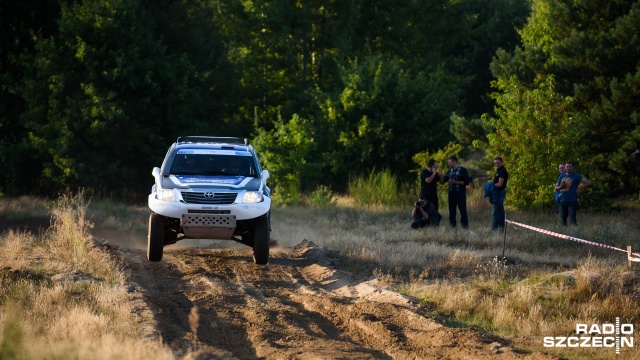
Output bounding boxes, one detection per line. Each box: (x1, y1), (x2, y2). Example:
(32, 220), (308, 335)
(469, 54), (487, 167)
(177, 136), (248, 146)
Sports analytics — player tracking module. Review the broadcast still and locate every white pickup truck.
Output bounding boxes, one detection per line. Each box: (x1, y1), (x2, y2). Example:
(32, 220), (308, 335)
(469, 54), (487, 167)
(148, 136), (271, 264)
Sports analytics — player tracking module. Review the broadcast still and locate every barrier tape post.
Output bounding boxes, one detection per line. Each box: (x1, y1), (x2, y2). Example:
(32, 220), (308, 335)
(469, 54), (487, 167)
(628, 246), (633, 269)
(502, 214), (507, 260)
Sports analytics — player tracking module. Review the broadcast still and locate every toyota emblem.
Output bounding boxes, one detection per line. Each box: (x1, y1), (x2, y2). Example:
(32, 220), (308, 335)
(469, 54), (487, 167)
(204, 192), (215, 198)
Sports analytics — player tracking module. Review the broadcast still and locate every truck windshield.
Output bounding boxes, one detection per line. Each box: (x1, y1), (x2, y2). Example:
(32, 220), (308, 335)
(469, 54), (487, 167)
(171, 153), (257, 177)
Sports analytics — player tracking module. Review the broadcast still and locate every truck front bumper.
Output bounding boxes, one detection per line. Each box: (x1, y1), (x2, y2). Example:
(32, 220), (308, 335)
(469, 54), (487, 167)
(148, 193), (271, 221)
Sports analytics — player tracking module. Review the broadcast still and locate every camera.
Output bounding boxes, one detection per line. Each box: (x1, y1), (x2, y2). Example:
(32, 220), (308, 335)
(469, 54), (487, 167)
(414, 200), (424, 208)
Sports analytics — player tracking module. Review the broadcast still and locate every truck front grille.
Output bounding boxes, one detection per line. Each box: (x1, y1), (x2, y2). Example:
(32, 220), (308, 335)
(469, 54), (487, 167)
(181, 192), (238, 205)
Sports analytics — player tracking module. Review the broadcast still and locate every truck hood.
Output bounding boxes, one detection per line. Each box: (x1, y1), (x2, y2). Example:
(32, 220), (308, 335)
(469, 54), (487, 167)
(161, 175), (261, 191)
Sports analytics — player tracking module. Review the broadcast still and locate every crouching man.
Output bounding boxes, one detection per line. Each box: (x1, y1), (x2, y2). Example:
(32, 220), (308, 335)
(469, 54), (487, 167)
(411, 198), (440, 229)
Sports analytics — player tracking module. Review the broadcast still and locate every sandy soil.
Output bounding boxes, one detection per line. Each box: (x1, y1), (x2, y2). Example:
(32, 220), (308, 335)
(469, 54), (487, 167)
(107, 232), (556, 360)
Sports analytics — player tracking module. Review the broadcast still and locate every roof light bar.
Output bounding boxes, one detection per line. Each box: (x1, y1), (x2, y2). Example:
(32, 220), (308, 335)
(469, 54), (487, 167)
(176, 136), (248, 146)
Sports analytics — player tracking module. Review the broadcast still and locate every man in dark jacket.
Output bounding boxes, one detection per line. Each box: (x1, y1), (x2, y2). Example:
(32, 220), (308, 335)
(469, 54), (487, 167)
(440, 156), (471, 229)
(411, 198), (439, 229)
(419, 159), (442, 218)
(492, 157), (509, 230)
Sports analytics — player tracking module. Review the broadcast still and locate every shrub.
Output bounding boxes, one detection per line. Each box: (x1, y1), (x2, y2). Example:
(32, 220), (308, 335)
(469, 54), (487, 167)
(310, 185), (336, 208)
(348, 168), (404, 207)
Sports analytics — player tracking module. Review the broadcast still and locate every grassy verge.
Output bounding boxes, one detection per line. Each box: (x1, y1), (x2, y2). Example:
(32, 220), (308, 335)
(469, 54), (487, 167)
(0, 194), (173, 359)
(3, 191), (639, 359)
(269, 192), (640, 359)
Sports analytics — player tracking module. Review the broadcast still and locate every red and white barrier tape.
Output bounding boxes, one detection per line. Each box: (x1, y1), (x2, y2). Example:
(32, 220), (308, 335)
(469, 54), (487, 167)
(505, 219), (640, 263)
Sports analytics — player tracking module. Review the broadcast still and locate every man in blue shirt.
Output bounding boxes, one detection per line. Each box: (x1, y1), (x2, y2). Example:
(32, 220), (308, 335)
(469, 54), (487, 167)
(554, 163), (566, 213)
(555, 162), (590, 226)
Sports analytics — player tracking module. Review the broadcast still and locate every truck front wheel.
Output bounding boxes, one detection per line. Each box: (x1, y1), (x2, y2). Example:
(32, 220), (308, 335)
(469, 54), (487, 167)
(252, 213), (270, 265)
(148, 212), (165, 262)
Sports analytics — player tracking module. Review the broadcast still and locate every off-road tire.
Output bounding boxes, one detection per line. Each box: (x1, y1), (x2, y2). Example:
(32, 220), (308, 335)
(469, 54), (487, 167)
(148, 212), (165, 262)
(252, 213), (270, 265)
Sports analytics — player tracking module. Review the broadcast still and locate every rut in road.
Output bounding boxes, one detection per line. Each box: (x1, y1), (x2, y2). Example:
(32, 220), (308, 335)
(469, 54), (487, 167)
(123, 240), (554, 360)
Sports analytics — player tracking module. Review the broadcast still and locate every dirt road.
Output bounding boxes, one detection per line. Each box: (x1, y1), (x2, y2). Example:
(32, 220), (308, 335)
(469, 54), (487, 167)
(115, 237), (554, 360)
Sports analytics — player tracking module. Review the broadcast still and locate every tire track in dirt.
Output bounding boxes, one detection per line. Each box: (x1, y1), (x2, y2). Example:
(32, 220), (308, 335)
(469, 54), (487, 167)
(121, 240), (555, 359)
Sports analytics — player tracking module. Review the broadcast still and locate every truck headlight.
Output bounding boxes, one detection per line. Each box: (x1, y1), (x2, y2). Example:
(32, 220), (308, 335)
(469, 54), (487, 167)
(158, 189), (176, 201)
(243, 191), (263, 203)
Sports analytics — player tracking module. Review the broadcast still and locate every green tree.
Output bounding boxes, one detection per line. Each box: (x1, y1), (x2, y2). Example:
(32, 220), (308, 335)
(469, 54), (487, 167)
(320, 56), (460, 186)
(412, 141), (464, 174)
(214, 0), (534, 193)
(142, 0), (240, 135)
(0, 0), (546, 198)
(483, 75), (587, 208)
(0, 0), (62, 195)
(214, 0), (351, 127)
(485, 0), (640, 208)
(449, 112), (490, 155)
(252, 114), (322, 205)
(11, 0), (194, 195)
(354, 0), (530, 117)
(454, 0), (531, 117)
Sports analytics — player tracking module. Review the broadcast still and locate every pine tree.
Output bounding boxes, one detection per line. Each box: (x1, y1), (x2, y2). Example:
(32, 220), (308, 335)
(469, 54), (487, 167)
(485, 0), (640, 208)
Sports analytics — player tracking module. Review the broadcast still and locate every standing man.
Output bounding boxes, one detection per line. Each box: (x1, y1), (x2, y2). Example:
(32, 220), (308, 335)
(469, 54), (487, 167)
(419, 159), (442, 220)
(554, 163), (566, 213)
(441, 156), (471, 229)
(492, 157), (508, 231)
(555, 162), (590, 226)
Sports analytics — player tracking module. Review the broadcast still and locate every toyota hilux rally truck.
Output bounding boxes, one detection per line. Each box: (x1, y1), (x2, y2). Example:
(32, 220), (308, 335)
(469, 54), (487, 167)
(148, 136), (271, 264)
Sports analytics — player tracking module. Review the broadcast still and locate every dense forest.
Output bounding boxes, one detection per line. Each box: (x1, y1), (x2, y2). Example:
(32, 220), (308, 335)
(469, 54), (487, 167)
(1, 0), (639, 207)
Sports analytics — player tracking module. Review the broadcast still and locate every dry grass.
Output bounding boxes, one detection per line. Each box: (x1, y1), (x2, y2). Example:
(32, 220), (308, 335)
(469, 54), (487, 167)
(270, 190), (640, 359)
(89, 197), (150, 236)
(0, 194), (174, 360)
(0, 196), (50, 221)
(2, 191), (640, 359)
